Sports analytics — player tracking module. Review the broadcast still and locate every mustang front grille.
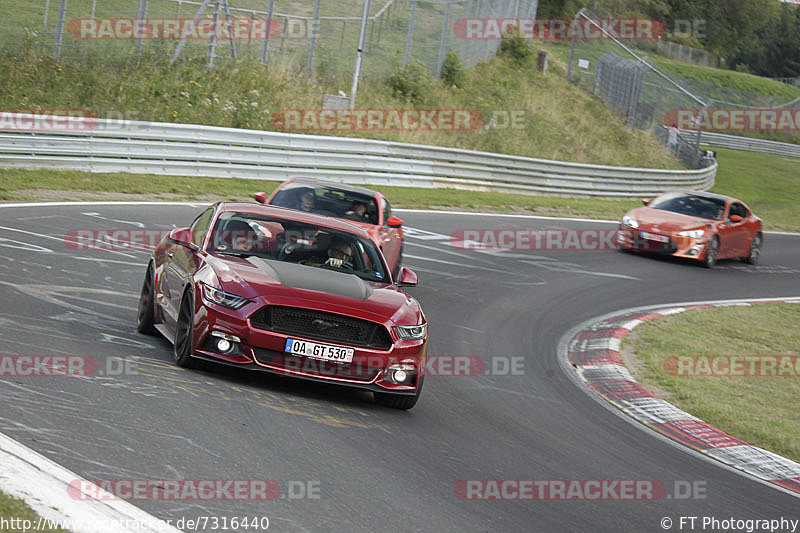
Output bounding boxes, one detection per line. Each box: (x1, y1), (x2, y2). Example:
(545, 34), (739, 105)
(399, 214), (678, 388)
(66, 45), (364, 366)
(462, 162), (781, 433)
(250, 306), (392, 350)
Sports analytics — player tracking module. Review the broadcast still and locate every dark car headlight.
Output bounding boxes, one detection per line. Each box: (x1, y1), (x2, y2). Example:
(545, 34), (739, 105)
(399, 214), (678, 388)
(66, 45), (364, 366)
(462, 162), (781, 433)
(394, 323), (427, 340)
(200, 282), (250, 310)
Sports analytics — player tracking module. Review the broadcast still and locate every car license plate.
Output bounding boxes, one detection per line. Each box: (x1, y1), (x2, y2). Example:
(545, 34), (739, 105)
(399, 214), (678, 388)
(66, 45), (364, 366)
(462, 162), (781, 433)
(285, 338), (354, 363)
(640, 231), (669, 243)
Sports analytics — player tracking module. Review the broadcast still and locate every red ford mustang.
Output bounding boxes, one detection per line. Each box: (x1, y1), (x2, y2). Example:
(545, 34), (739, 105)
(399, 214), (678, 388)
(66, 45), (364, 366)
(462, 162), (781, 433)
(618, 190), (762, 268)
(258, 178), (405, 278)
(136, 202), (427, 409)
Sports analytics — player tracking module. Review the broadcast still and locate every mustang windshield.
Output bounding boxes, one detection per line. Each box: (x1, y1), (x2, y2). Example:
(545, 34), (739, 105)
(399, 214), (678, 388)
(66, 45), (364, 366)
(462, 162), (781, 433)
(649, 192), (726, 221)
(208, 212), (389, 283)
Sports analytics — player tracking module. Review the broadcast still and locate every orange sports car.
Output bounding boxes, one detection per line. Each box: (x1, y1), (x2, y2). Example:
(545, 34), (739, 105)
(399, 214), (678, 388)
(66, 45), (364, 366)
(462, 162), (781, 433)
(618, 190), (762, 268)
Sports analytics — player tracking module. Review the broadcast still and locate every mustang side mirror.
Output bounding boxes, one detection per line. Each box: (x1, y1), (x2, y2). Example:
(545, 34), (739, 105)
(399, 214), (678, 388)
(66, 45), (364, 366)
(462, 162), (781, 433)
(397, 267), (418, 287)
(386, 216), (404, 228)
(254, 192), (267, 204)
(729, 214), (743, 223)
(168, 227), (195, 248)
(642, 198), (651, 206)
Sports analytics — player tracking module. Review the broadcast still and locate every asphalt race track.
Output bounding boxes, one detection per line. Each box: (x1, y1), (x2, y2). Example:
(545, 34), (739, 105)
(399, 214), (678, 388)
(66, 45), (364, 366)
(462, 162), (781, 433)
(1, 203), (798, 532)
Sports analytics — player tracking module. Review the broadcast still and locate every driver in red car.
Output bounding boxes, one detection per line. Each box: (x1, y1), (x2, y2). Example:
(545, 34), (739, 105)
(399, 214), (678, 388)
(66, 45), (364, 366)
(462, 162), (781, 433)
(303, 238), (353, 269)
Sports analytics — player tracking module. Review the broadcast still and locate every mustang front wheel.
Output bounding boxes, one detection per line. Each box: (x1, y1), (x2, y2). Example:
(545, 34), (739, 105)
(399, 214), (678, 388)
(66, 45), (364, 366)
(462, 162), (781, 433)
(174, 288), (199, 368)
(136, 264), (155, 335)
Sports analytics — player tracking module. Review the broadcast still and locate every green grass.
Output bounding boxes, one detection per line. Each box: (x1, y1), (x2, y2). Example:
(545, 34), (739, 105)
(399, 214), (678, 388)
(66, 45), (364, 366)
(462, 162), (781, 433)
(2, 144), (797, 231)
(706, 147), (800, 231)
(0, 49), (681, 169)
(0, 491), (67, 532)
(623, 304), (800, 463)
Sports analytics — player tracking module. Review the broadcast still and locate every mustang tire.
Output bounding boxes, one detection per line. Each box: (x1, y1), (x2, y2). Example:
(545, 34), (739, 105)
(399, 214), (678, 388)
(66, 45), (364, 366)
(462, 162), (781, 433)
(136, 264), (156, 335)
(174, 287), (199, 369)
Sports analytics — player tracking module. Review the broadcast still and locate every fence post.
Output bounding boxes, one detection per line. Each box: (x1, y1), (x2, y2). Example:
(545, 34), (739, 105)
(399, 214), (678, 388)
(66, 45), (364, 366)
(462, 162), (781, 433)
(90, 0), (96, 19)
(171, 0), (212, 64)
(459, 0), (472, 61)
(436, 0), (452, 76)
(261, 0), (275, 64)
(208, 0), (221, 67)
(52, 0), (67, 59)
(43, 0), (50, 29)
(350, 0), (371, 110)
(403, 1), (416, 68)
(136, 0), (149, 57)
(306, 0), (322, 77)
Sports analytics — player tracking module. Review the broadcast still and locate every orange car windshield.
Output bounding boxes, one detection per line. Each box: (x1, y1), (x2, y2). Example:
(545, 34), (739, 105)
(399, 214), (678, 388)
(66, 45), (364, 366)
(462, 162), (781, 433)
(649, 193), (726, 221)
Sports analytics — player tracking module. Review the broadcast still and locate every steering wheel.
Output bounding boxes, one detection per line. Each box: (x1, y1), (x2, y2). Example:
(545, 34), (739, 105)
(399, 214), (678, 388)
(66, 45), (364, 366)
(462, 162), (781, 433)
(278, 242), (297, 262)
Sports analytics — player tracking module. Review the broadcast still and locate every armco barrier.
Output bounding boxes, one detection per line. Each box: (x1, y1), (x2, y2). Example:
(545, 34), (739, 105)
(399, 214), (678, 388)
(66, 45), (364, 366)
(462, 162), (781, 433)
(0, 116), (717, 198)
(680, 130), (800, 159)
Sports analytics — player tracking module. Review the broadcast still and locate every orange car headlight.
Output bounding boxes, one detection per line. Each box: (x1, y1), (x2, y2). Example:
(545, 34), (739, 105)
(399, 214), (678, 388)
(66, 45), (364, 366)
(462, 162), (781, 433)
(677, 229), (705, 239)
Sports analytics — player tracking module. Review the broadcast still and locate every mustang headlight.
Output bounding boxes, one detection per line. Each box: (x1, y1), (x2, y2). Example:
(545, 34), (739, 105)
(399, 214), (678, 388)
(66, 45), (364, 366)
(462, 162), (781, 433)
(622, 215), (639, 229)
(200, 282), (250, 310)
(394, 323), (427, 340)
(677, 229), (705, 239)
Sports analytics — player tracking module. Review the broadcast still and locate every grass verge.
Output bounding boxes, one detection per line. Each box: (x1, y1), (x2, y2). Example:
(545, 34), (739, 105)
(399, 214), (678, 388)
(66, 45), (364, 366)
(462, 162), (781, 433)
(0, 48), (679, 169)
(622, 304), (800, 463)
(0, 490), (67, 532)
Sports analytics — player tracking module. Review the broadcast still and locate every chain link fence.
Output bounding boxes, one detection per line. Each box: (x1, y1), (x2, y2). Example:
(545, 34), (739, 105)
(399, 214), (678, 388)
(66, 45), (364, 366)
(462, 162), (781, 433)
(0, 0), (538, 80)
(565, 6), (800, 166)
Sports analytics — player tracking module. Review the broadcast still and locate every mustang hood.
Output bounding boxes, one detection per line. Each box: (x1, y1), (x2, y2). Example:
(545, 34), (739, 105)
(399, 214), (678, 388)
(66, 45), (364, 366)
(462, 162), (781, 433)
(207, 255), (418, 324)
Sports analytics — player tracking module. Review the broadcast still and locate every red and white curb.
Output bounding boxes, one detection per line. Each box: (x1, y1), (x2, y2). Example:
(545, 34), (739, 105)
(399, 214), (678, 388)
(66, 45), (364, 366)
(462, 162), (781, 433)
(564, 297), (800, 496)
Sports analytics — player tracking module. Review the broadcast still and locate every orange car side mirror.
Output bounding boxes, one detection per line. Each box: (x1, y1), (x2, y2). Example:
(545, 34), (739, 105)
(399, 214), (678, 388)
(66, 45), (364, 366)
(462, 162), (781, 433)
(254, 192), (267, 204)
(729, 214), (743, 223)
(642, 198), (651, 206)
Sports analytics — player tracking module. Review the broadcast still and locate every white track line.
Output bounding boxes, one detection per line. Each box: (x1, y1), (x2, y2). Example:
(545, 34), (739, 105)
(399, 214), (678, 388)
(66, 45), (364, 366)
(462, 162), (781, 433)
(0, 431), (181, 532)
(2, 202), (796, 236)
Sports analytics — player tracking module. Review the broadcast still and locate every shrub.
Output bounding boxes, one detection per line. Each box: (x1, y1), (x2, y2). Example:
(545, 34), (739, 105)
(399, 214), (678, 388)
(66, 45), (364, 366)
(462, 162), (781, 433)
(385, 61), (436, 104)
(497, 28), (533, 66)
(441, 50), (466, 88)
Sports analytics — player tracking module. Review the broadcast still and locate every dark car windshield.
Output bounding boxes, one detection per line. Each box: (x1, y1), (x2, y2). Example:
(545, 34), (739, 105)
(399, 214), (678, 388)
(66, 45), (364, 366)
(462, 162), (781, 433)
(649, 192), (726, 220)
(208, 212), (389, 283)
(269, 182), (379, 225)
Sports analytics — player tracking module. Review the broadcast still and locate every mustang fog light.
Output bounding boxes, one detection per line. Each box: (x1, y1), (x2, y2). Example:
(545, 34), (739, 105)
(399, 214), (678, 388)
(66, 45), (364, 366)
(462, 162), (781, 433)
(386, 363), (416, 384)
(210, 331), (241, 354)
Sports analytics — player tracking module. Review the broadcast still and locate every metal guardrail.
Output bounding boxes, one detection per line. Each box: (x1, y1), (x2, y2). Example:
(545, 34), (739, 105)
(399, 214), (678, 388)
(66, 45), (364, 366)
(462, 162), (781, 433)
(0, 116), (717, 198)
(680, 130), (800, 159)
